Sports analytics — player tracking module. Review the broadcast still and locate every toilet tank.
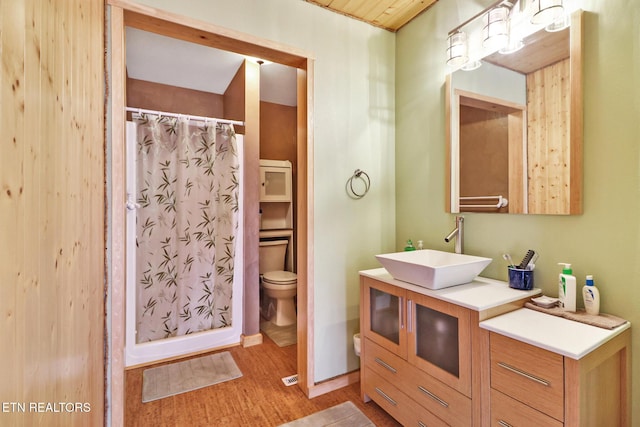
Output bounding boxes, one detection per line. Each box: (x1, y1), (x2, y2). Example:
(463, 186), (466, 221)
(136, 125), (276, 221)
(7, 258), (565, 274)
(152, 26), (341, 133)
(259, 240), (288, 274)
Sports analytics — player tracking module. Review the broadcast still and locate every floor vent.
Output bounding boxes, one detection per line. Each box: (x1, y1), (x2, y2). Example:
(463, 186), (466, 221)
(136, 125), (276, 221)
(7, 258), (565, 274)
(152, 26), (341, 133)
(281, 374), (298, 387)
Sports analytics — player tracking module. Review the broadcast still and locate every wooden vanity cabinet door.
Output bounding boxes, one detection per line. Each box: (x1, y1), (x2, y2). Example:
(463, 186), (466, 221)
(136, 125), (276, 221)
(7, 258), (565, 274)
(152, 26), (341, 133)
(363, 369), (449, 427)
(491, 389), (563, 427)
(367, 338), (472, 427)
(407, 291), (472, 398)
(489, 332), (564, 422)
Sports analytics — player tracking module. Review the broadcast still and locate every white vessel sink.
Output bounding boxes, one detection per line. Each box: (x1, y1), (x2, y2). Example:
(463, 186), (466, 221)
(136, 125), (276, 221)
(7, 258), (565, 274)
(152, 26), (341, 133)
(375, 250), (492, 290)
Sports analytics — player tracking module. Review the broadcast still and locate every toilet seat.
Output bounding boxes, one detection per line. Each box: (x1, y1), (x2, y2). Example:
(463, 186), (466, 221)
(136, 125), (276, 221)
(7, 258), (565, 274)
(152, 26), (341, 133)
(262, 270), (297, 285)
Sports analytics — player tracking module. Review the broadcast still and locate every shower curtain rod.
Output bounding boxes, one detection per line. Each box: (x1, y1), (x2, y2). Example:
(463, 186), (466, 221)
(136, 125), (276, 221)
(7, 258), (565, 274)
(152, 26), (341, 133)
(126, 107), (245, 126)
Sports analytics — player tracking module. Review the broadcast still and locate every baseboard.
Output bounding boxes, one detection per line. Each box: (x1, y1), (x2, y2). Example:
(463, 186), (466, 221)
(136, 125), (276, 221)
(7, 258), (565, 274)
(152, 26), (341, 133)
(307, 370), (360, 399)
(241, 332), (263, 347)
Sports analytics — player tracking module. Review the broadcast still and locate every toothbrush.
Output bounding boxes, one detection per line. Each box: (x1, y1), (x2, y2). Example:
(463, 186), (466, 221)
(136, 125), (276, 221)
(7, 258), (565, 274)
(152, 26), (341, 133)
(517, 250), (536, 270)
(526, 253), (539, 270)
(502, 253), (515, 268)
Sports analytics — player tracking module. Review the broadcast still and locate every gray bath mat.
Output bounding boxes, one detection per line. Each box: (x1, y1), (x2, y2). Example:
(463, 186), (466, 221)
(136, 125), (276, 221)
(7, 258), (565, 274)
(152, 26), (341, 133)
(142, 351), (242, 403)
(278, 401), (374, 427)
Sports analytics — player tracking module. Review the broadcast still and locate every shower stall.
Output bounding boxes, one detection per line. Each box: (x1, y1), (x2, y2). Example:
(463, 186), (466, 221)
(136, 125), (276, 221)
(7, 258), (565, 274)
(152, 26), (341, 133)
(125, 114), (244, 367)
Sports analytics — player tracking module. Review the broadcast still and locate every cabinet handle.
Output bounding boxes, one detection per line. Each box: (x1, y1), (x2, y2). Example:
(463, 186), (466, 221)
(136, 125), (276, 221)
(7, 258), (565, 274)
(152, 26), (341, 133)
(400, 296), (405, 330)
(417, 385), (449, 408)
(497, 362), (551, 387)
(418, 422), (427, 427)
(407, 299), (413, 333)
(374, 357), (397, 374)
(498, 420), (513, 427)
(375, 387), (398, 406)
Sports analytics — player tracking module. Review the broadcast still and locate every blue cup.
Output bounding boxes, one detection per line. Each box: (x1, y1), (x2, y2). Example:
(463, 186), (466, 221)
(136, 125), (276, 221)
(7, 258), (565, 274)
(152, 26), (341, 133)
(508, 267), (534, 290)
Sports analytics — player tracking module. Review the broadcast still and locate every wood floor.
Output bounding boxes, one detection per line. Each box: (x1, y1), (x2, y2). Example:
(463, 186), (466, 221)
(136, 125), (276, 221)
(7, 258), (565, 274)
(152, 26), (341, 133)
(125, 334), (401, 426)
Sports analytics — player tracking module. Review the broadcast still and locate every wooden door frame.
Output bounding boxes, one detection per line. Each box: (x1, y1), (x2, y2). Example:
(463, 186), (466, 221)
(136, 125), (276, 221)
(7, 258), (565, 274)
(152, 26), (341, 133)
(107, 1), (315, 423)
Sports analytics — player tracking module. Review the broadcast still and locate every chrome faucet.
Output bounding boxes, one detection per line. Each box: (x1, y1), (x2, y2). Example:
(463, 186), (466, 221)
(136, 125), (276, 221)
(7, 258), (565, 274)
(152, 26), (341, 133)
(444, 216), (464, 254)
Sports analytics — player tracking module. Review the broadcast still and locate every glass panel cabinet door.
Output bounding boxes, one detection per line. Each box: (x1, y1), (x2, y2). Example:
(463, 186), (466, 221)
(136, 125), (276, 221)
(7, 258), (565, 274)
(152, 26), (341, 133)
(370, 287), (400, 345)
(260, 166), (292, 202)
(415, 304), (460, 377)
(408, 292), (472, 397)
(361, 277), (407, 358)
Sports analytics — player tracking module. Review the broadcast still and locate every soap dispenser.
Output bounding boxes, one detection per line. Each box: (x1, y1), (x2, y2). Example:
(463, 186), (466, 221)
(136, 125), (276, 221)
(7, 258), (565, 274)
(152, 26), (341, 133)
(558, 263), (577, 312)
(404, 240), (416, 251)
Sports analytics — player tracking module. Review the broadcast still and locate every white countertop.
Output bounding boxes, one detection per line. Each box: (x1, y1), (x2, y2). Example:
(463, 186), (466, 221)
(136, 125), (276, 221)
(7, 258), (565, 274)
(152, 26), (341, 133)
(359, 268), (540, 312)
(480, 308), (631, 359)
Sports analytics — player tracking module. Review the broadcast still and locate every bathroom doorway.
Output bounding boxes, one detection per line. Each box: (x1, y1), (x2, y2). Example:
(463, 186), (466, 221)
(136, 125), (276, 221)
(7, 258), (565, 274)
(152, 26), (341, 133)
(108, 3), (315, 421)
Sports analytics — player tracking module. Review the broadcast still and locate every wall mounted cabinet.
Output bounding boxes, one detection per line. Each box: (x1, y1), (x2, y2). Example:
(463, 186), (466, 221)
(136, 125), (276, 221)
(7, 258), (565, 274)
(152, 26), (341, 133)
(259, 159), (293, 230)
(259, 159), (292, 202)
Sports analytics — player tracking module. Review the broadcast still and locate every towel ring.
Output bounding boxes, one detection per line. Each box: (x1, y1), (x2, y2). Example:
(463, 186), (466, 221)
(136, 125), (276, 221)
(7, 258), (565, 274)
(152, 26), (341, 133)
(346, 169), (370, 199)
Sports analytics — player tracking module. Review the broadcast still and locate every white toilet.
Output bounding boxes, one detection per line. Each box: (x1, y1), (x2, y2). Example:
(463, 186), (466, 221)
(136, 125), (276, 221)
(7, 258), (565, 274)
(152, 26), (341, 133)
(259, 240), (297, 326)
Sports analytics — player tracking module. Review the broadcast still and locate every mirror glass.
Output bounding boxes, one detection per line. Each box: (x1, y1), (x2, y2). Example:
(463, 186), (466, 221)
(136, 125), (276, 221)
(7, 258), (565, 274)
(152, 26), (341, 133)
(446, 10), (583, 215)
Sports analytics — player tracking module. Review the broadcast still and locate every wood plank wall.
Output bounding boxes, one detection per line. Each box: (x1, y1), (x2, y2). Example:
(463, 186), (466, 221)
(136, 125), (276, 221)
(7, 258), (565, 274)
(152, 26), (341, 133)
(0, 1), (105, 425)
(527, 58), (571, 215)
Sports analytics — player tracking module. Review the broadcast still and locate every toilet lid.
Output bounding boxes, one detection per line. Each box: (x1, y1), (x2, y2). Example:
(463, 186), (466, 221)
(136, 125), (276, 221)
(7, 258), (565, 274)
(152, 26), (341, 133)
(263, 270), (297, 284)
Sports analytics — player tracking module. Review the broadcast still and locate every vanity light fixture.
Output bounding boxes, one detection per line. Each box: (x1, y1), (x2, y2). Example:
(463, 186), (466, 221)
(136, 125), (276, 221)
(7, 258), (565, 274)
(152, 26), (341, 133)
(446, 31), (469, 67)
(499, 20), (525, 54)
(499, 37), (524, 54)
(461, 60), (482, 71)
(530, 0), (564, 25)
(482, 6), (510, 50)
(545, 12), (570, 32)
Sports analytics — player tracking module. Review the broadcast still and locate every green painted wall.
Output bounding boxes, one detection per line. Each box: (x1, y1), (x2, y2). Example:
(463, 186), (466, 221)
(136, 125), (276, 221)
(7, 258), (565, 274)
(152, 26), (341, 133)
(397, 0), (640, 421)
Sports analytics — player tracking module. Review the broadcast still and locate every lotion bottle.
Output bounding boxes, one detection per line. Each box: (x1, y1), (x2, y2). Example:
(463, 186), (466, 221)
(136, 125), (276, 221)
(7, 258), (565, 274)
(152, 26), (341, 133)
(558, 263), (577, 312)
(582, 275), (600, 315)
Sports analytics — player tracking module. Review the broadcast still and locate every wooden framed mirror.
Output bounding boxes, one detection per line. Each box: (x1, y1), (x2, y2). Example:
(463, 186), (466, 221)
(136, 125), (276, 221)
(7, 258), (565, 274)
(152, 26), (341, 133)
(446, 9), (583, 215)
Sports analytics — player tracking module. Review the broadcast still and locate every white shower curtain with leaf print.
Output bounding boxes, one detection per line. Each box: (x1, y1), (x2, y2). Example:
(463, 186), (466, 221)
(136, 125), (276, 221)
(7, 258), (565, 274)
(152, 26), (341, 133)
(134, 114), (239, 343)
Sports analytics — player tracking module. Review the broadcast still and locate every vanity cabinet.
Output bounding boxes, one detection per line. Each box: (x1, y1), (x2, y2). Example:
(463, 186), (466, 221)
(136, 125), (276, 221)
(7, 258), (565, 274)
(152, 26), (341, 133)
(361, 276), (474, 427)
(482, 309), (632, 427)
(361, 270), (631, 427)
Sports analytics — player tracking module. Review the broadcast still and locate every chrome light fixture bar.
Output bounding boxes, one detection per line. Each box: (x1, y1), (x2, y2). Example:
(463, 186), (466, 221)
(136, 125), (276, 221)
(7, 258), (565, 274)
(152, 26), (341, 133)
(447, 0), (575, 71)
(446, 0), (516, 71)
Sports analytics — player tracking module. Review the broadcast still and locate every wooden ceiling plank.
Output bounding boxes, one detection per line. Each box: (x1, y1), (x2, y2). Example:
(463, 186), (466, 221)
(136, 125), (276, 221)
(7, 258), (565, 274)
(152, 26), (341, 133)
(305, 0), (436, 31)
(326, 0), (353, 12)
(358, 0), (397, 22)
(379, 0), (437, 30)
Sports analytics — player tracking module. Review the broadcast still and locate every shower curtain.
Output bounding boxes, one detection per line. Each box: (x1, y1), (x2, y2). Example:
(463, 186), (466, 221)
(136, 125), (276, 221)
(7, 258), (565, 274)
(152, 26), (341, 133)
(133, 114), (239, 343)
